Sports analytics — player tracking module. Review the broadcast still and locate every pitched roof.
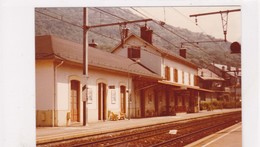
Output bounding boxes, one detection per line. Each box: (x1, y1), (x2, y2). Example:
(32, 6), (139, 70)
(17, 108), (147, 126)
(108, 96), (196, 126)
(35, 35), (161, 79)
(213, 63), (241, 77)
(198, 68), (225, 81)
(111, 34), (198, 69)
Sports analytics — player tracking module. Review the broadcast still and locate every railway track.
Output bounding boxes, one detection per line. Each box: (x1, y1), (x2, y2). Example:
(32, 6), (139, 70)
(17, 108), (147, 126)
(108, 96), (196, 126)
(37, 111), (241, 147)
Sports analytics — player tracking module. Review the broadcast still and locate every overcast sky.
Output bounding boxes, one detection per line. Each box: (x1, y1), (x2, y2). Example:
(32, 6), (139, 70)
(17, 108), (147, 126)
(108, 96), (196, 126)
(129, 6), (241, 43)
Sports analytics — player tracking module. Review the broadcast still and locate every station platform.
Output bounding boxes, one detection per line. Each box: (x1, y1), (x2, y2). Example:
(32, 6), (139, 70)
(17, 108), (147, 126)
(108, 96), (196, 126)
(36, 108), (241, 145)
(186, 122), (242, 147)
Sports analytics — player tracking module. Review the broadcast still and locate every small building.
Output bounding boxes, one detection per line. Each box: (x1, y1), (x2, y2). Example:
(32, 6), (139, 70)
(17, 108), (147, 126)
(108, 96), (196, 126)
(207, 63), (241, 102)
(198, 68), (226, 102)
(35, 35), (161, 127)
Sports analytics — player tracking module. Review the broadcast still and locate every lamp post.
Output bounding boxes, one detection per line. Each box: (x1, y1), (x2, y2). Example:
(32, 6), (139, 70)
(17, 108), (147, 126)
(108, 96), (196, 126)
(234, 68), (240, 108)
(127, 61), (139, 120)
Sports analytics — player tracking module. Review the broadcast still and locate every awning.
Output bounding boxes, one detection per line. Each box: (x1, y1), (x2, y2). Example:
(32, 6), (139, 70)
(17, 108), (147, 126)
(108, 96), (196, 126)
(200, 76), (225, 81)
(214, 90), (230, 93)
(158, 80), (214, 93)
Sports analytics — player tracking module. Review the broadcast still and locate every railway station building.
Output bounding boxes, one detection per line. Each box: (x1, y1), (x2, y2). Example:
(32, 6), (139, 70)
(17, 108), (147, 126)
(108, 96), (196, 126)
(206, 63), (241, 102)
(111, 27), (213, 118)
(35, 31), (236, 127)
(198, 68), (227, 102)
(35, 35), (161, 127)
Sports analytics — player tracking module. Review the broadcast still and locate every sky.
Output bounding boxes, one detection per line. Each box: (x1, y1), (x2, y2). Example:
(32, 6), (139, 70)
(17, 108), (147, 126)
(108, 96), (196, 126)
(129, 7), (241, 43)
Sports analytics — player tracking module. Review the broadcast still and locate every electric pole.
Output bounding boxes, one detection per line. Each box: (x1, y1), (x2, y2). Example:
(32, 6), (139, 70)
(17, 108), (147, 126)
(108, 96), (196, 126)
(190, 9), (240, 42)
(82, 7), (88, 126)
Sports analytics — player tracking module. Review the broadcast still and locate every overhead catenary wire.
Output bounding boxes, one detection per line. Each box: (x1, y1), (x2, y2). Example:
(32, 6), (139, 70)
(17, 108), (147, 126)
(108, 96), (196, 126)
(36, 8), (187, 60)
(169, 7), (229, 56)
(137, 7), (232, 64)
(92, 7), (180, 49)
(90, 8), (186, 56)
(130, 7), (218, 64)
(120, 7), (212, 65)
(35, 9), (171, 59)
(36, 8), (211, 67)
(35, 9), (83, 29)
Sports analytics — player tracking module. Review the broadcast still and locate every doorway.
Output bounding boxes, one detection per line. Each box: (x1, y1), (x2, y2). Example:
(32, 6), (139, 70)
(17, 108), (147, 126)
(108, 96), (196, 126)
(98, 83), (107, 120)
(120, 86), (126, 113)
(70, 80), (80, 122)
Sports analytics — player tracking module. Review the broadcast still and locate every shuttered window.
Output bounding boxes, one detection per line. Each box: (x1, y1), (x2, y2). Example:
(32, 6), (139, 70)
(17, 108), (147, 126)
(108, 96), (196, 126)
(194, 75), (199, 86)
(189, 73), (191, 85)
(165, 66), (170, 81)
(174, 69), (178, 82)
(128, 47), (141, 59)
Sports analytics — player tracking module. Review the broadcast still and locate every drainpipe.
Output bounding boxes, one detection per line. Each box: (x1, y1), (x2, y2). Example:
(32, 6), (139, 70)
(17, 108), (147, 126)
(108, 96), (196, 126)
(53, 60), (64, 127)
(198, 92), (200, 112)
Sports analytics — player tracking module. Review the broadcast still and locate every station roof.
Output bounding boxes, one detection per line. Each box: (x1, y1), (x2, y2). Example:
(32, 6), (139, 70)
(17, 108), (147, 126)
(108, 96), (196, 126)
(35, 35), (162, 80)
(158, 80), (215, 93)
(198, 68), (225, 81)
(111, 34), (198, 69)
(213, 63), (241, 77)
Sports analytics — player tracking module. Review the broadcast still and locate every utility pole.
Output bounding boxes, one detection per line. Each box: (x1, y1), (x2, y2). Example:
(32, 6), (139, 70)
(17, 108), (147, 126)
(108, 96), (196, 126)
(82, 7), (88, 126)
(190, 9), (240, 42)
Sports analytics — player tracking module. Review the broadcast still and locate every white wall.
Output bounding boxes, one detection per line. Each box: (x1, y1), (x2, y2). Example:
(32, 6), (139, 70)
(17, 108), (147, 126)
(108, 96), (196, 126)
(114, 37), (163, 76)
(88, 69), (129, 122)
(37, 62), (131, 125)
(190, 73), (194, 86)
(164, 57), (197, 86)
(184, 72), (189, 85)
(164, 58), (197, 75)
(140, 49), (162, 76)
(178, 69), (183, 84)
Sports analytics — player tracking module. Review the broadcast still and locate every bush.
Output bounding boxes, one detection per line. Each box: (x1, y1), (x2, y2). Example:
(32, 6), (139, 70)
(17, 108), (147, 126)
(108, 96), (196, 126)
(200, 102), (209, 110)
(223, 101), (241, 108)
(200, 100), (240, 111)
(200, 102), (214, 111)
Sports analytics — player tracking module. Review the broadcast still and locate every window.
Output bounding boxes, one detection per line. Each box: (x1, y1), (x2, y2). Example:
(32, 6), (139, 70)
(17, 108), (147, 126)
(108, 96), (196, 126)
(194, 75), (198, 86)
(189, 73), (191, 85)
(165, 66), (170, 81)
(128, 47), (141, 59)
(174, 69), (178, 82)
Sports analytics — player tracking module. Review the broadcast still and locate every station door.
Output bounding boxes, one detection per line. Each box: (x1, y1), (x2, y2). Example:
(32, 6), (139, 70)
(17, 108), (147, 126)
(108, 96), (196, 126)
(70, 80), (80, 122)
(120, 86), (126, 113)
(98, 83), (107, 120)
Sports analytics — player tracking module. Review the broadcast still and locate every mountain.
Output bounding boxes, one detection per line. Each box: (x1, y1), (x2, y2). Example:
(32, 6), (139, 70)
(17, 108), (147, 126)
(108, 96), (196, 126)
(35, 7), (241, 68)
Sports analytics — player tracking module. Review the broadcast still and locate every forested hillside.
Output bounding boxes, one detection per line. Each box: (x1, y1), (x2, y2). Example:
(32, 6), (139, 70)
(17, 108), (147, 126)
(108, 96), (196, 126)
(35, 7), (241, 68)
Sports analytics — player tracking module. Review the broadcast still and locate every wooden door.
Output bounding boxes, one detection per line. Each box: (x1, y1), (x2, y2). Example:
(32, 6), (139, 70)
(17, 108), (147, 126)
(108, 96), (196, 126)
(120, 86), (126, 113)
(98, 83), (107, 120)
(71, 80), (80, 122)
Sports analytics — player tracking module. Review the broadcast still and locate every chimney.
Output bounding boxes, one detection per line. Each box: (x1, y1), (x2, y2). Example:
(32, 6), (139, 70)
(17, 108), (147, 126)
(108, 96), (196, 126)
(179, 48), (186, 58)
(89, 39), (98, 48)
(201, 71), (204, 77)
(227, 65), (231, 71)
(222, 66), (225, 71)
(140, 25), (153, 44)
